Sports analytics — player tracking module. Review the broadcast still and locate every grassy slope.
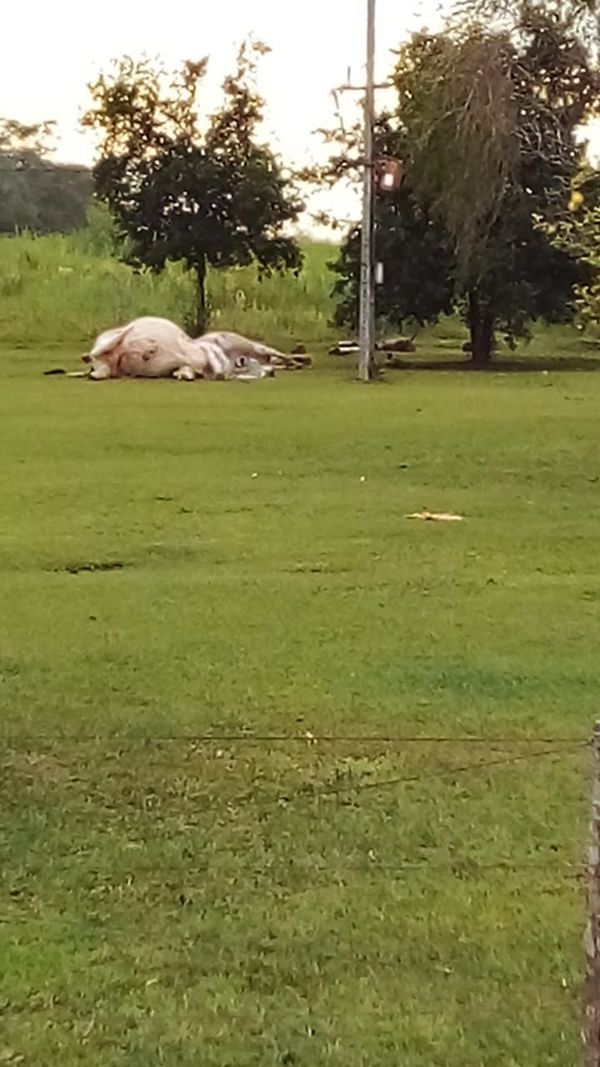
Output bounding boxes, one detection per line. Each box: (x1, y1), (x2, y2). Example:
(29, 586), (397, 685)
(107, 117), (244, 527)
(0, 232), (337, 349)
(0, 234), (598, 1065)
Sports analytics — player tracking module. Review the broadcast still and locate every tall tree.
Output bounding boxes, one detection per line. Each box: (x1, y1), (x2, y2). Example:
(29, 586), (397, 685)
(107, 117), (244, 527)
(396, 6), (600, 362)
(326, 5), (599, 364)
(83, 43), (303, 334)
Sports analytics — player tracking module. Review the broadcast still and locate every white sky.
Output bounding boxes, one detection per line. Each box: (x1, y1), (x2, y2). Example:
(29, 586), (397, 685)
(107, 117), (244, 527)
(1, 0), (445, 234)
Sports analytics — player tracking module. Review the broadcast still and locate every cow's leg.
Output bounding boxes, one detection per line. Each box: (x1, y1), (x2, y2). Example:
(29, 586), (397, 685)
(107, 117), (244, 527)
(200, 344), (230, 380)
(89, 362), (112, 380)
(173, 365), (197, 381)
(203, 332), (290, 366)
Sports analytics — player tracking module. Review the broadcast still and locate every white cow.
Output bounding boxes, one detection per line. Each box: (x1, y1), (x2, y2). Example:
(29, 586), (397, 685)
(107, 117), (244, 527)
(82, 317), (298, 381)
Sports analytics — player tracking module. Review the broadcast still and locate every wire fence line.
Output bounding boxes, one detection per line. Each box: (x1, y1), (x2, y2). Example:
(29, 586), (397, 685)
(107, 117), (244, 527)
(0, 745), (586, 902)
(1, 741), (586, 811)
(0, 731), (590, 746)
(0, 960), (576, 1007)
(1, 856), (584, 878)
(1, 727), (590, 1057)
(283, 744), (587, 802)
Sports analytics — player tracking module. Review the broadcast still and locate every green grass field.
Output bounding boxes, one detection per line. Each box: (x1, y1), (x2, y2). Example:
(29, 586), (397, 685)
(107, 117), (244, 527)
(1, 234), (599, 1065)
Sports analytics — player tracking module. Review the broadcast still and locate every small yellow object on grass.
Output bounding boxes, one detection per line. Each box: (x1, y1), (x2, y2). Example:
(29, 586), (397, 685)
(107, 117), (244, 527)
(406, 510), (465, 523)
(569, 190), (584, 212)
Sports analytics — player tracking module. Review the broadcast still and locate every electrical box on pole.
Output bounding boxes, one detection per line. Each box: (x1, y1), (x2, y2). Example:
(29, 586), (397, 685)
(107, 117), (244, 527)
(376, 158), (405, 193)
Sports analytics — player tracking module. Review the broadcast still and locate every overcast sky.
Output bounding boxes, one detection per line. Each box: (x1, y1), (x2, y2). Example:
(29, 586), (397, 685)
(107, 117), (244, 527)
(2, 0), (446, 232)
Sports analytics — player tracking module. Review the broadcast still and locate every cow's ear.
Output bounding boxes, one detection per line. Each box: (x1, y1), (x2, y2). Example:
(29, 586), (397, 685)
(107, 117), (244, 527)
(235, 356), (248, 369)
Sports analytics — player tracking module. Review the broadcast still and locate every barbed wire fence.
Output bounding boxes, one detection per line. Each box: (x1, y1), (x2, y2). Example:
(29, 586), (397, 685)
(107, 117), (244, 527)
(0, 724), (598, 1058)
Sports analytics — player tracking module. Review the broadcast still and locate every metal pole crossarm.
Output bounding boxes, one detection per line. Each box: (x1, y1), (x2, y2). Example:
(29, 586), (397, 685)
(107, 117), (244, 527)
(333, 81), (394, 93)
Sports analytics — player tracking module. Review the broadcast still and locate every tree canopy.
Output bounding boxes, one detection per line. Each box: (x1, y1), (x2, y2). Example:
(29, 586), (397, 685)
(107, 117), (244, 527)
(330, 118), (456, 333)
(328, 2), (600, 364)
(83, 43), (304, 334)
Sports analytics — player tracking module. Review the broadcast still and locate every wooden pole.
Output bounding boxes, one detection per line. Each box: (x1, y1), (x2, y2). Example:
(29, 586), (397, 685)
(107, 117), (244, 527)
(585, 721), (600, 1066)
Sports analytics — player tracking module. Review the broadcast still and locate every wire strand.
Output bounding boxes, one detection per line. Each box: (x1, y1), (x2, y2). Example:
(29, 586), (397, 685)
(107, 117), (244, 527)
(275, 744), (588, 803)
(0, 733), (590, 746)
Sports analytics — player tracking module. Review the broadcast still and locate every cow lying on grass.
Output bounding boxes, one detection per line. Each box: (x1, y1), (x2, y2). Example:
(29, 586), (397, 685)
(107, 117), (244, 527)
(78, 317), (309, 381)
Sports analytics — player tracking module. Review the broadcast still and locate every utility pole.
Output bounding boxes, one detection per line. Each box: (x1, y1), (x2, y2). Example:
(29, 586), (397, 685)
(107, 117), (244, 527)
(334, 2), (400, 380)
(358, 0), (377, 382)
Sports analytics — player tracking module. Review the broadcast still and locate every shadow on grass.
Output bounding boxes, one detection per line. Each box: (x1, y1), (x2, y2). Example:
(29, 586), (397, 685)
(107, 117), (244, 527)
(382, 354), (600, 373)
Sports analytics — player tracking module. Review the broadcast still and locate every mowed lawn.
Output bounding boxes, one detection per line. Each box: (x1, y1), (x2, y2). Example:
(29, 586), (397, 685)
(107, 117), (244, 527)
(0, 341), (598, 1065)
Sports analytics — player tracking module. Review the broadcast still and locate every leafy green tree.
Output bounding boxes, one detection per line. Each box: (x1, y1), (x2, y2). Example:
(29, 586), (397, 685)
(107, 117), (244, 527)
(83, 43), (303, 334)
(327, 5), (599, 364)
(540, 167), (600, 330)
(328, 118), (456, 333)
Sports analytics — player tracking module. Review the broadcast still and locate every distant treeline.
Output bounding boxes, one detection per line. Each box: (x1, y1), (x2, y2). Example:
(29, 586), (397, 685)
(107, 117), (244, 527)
(0, 118), (92, 235)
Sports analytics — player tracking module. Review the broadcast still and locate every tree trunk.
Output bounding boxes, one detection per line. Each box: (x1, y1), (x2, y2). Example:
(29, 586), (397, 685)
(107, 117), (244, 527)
(194, 258), (207, 336)
(467, 291), (495, 367)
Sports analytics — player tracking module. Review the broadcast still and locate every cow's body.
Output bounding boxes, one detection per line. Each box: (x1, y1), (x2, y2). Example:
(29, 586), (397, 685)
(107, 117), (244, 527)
(84, 318), (291, 381)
